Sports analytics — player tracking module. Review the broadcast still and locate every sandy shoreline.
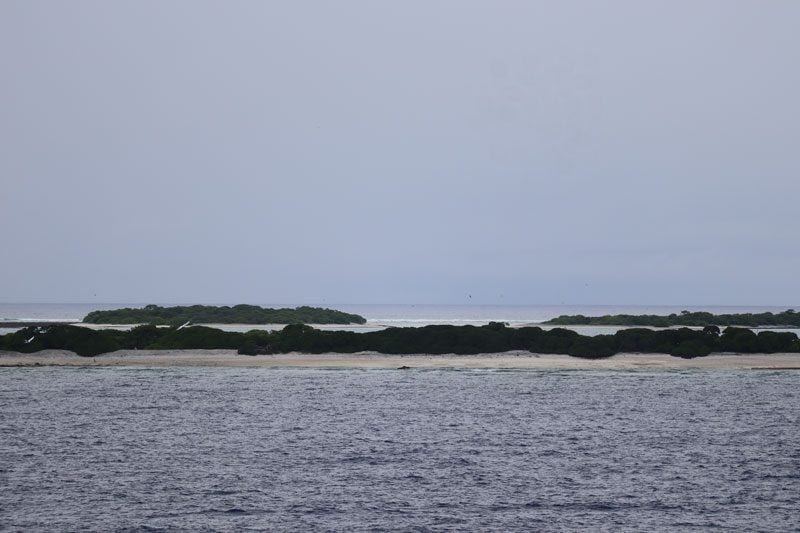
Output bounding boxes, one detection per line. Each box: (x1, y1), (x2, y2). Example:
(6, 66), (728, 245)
(1, 350), (799, 370)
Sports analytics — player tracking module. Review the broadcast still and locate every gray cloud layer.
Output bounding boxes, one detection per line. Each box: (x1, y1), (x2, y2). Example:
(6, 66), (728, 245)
(2, 1), (798, 305)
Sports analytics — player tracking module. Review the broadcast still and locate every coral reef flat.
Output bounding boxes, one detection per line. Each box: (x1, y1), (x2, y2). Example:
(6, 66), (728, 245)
(2, 350), (798, 370)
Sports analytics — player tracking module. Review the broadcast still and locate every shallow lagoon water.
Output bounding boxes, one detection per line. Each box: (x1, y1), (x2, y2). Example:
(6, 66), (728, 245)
(1, 367), (799, 531)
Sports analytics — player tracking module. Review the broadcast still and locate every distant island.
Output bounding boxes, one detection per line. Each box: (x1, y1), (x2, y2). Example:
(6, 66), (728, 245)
(82, 304), (367, 326)
(545, 309), (800, 328)
(3, 322), (798, 359)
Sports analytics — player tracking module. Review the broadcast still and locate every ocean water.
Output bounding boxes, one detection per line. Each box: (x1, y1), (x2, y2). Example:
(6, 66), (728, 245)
(2, 367), (799, 531)
(1, 302), (796, 324)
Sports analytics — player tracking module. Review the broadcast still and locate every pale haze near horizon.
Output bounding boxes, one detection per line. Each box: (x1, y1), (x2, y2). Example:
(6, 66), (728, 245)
(1, 1), (798, 306)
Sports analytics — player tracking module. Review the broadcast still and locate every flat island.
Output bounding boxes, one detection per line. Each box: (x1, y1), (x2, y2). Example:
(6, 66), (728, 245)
(2, 321), (799, 360)
(82, 304), (367, 325)
(546, 309), (800, 328)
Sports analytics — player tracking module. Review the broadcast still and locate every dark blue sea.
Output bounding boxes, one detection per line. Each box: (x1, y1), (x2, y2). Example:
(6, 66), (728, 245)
(2, 367), (799, 531)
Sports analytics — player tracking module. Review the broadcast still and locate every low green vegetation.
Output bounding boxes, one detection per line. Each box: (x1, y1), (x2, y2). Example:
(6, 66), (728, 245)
(82, 304), (367, 325)
(3, 322), (798, 358)
(545, 309), (800, 328)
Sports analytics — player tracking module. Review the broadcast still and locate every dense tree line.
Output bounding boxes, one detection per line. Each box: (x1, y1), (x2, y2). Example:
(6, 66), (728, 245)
(2, 323), (798, 358)
(82, 304), (367, 325)
(545, 309), (800, 328)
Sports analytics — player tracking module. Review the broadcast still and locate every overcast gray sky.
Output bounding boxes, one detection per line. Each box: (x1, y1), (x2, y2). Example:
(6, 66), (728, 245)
(1, 1), (798, 305)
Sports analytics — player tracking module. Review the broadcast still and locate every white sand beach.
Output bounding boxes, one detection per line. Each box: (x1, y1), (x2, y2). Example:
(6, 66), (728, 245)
(1, 350), (799, 370)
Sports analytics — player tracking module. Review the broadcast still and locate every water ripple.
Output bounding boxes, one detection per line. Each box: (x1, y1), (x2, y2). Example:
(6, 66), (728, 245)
(1, 367), (799, 531)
